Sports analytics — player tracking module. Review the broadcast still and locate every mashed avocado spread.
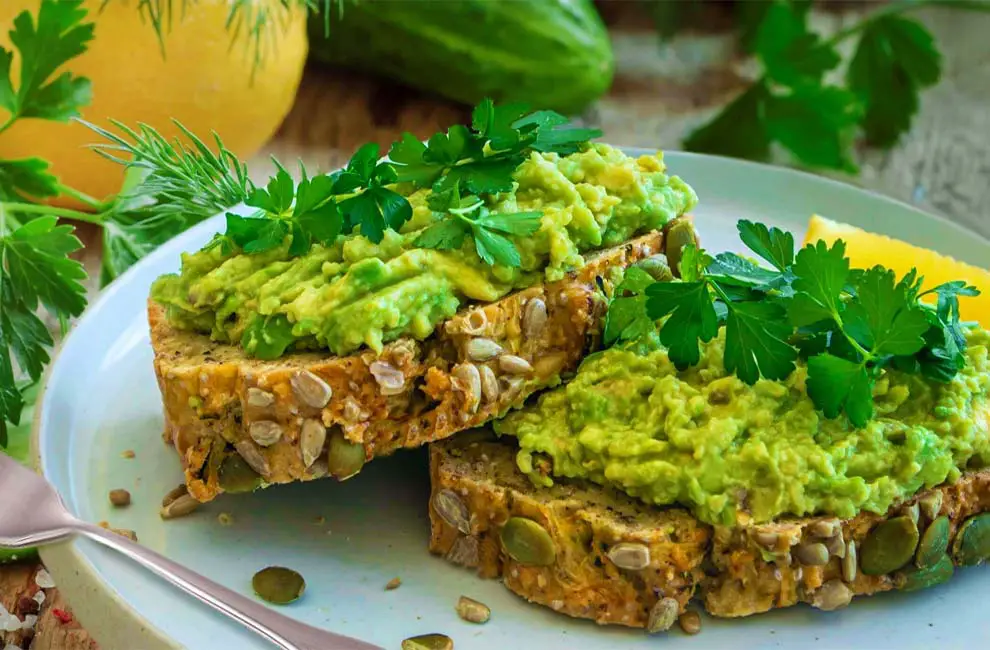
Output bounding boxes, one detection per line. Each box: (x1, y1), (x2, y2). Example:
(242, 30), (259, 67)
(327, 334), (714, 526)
(494, 328), (990, 525)
(152, 144), (697, 357)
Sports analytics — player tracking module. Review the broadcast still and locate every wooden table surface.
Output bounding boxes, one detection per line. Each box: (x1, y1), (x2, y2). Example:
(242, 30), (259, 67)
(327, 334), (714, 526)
(3, 4), (989, 649)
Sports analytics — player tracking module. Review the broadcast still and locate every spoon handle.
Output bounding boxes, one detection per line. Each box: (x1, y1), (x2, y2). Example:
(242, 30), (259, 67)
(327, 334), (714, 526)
(76, 522), (382, 650)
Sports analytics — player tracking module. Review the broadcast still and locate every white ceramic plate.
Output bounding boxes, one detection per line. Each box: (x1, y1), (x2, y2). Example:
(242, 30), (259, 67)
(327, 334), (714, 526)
(34, 152), (990, 650)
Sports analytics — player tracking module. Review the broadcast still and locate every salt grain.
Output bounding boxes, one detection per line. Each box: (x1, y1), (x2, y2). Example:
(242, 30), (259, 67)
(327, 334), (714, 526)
(35, 568), (55, 589)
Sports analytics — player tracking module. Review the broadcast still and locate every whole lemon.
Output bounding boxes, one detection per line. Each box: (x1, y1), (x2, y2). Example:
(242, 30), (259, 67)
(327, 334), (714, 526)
(0, 0), (308, 208)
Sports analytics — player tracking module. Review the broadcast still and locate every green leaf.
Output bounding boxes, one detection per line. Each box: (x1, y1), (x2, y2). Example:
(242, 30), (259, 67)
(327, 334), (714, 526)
(683, 83), (771, 161)
(295, 201), (342, 247)
(617, 266), (656, 295)
(473, 211), (542, 236)
(424, 125), (473, 165)
(737, 220), (794, 271)
(787, 240), (850, 327)
(676, 244), (712, 282)
(604, 295), (652, 346)
(445, 158), (520, 195)
(723, 300), (797, 383)
(100, 210), (188, 285)
(0, 0), (94, 121)
(806, 353), (873, 426)
(415, 219), (468, 251)
(240, 314), (295, 360)
(645, 281), (719, 368)
(765, 84), (862, 172)
(340, 186), (412, 243)
(473, 100), (530, 150)
(848, 15), (941, 148)
(389, 133), (443, 186)
(843, 266), (931, 357)
(706, 253), (782, 288)
(754, 0), (840, 86)
(0, 158), (59, 201)
(514, 110), (602, 155)
(2, 216), (86, 316)
(225, 213), (287, 253)
(471, 225), (520, 268)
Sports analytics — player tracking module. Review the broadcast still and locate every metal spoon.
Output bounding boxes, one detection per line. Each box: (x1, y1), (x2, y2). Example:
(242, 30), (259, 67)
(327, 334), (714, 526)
(0, 453), (381, 650)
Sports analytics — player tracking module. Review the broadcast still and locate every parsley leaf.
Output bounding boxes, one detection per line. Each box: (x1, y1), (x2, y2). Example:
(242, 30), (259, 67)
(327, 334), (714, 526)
(603, 267), (656, 346)
(737, 220), (794, 271)
(645, 281), (719, 368)
(787, 240), (850, 327)
(341, 186), (411, 243)
(682, 83), (772, 161)
(723, 300), (797, 383)
(806, 353), (874, 426)
(843, 267), (930, 357)
(473, 210), (542, 236)
(0, 0), (93, 123)
(765, 83), (862, 173)
(414, 219), (468, 251)
(0, 158), (59, 201)
(848, 15), (941, 148)
(754, 0), (840, 86)
(604, 218), (977, 427)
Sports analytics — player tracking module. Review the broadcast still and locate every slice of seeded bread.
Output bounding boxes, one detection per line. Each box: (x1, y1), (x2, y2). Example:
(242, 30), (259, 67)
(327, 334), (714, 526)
(429, 434), (990, 632)
(151, 230), (668, 502)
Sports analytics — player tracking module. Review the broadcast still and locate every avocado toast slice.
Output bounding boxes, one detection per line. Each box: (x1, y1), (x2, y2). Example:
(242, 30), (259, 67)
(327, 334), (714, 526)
(427, 218), (990, 632)
(151, 229), (672, 501)
(428, 433), (990, 628)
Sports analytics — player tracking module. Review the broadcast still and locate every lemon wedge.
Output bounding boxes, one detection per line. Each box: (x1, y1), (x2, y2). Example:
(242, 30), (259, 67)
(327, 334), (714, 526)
(804, 215), (990, 327)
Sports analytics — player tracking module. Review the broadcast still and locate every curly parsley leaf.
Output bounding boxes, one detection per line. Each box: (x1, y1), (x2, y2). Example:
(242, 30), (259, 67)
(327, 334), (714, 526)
(0, 0), (93, 123)
(848, 15), (942, 148)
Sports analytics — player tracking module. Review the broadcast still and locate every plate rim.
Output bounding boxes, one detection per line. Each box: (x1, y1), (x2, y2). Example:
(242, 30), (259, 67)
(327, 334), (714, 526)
(30, 150), (990, 650)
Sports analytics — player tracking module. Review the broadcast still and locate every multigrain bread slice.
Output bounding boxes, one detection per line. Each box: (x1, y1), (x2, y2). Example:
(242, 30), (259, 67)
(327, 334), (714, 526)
(428, 434), (990, 630)
(151, 231), (666, 502)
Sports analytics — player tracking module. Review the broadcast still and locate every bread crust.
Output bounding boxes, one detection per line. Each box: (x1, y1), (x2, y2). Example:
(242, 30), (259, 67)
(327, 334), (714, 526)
(429, 434), (990, 627)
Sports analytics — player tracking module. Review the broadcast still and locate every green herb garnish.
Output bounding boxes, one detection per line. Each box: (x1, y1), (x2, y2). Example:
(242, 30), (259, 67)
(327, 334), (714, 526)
(682, 0), (964, 171)
(414, 181), (542, 268)
(206, 98), (600, 266)
(607, 219), (979, 426)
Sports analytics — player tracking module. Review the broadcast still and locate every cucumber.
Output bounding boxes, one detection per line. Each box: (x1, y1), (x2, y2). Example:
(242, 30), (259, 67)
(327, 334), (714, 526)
(308, 0), (614, 114)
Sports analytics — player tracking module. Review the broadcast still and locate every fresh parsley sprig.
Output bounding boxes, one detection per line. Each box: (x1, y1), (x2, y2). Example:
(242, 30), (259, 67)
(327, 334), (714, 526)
(681, 0), (988, 171)
(207, 98), (600, 266)
(0, 1), (259, 445)
(607, 219), (979, 427)
(414, 181), (542, 268)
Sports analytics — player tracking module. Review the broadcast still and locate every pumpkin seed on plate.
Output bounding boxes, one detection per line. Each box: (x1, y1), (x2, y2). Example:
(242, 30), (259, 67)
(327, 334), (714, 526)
(401, 634), (453, 650)
(219, 454), (263, 494)
(677, 610), (701, 635)
(860, 516), (919, 575)
(952, 512), (990, 566)
(899, 554), (954, 592)
(252, 566), (305, 605)
(327, 429), (365, 480)
(916, 516), (950, 569)
(500, 517), (556, 566)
